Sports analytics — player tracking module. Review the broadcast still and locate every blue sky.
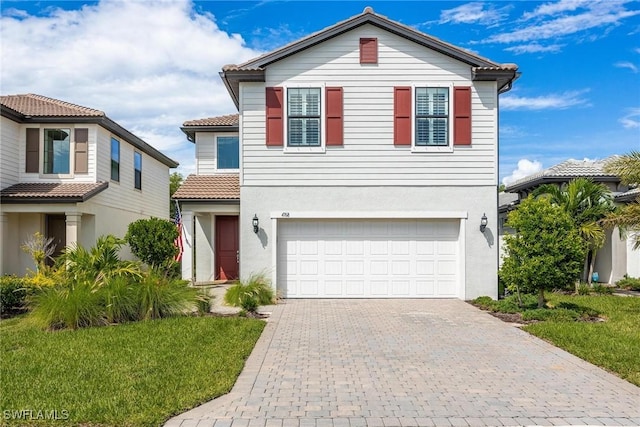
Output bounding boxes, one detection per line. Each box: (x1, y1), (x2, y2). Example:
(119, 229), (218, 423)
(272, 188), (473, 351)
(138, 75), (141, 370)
(2, 0), (639, 183)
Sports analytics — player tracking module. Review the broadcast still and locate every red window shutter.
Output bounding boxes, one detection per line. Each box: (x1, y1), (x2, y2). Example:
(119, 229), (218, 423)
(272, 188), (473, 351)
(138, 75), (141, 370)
(25, 128), (40, 173)
(394, 87), (411, 146)
(454, 87), (472, 146)
(265, 87), (283, 146)
(360, 38), (378, 64)
(326, 87), (343, 146)
(74, 128), (89, 174)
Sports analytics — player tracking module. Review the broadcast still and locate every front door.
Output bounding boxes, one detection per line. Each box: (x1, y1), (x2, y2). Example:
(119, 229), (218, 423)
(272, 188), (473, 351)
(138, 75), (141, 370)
(215, 216), (239, 280)
(46, 214), (66, 265)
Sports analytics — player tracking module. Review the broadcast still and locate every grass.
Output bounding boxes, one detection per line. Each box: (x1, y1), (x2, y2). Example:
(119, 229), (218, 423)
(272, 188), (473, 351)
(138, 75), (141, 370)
(0, 315), (265, 426)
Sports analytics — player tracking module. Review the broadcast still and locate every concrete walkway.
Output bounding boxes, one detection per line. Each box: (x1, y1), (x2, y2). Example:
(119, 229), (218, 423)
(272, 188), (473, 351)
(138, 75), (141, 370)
(165, 300), (640, 427)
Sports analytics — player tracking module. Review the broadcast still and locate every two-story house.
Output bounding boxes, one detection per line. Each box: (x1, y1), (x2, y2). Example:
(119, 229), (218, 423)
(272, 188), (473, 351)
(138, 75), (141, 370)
(174, 8), (519, 299)
(1, 94), (179, 275)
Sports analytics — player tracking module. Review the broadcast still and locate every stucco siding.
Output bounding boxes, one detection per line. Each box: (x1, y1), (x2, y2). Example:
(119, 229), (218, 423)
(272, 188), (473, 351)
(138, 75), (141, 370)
(1, 117), (20, 189)
(240, 185), (498, 299)
(240, 24), (498, 187)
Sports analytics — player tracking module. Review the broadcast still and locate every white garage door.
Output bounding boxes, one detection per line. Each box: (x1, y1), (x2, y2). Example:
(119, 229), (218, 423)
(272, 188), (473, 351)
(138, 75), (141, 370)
(277, 219), (461, 298)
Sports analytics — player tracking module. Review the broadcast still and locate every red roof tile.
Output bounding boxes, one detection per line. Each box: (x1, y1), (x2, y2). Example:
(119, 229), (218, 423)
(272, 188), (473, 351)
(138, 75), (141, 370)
(0, 94), (105, 117)
(1, 182), (109, 203)
(183, 114), (239, 127)
(172, 174), (239, 200)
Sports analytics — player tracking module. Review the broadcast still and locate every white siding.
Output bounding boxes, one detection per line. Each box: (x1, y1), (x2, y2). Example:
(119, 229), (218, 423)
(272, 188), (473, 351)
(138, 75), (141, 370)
(240, 24), (498, 187)
(1, 117), (20, 189)
(195, 131), (240, 175)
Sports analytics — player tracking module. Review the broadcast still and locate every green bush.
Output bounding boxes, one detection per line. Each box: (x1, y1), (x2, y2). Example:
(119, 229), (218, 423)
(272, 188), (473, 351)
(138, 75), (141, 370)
(136, 271), (197, 320)
(0, 276), (28, 315)
(195, 287), (213, 315)
(102, 276), (138, 324)
(522, 308), (580, 322)
(592, 284), (614, 295)
(616, 276), (640, 291)
(125, 218), (179, 268)
(224, 273), (275, 313)
(30, 281), (106, 330)
(577, 283), (592, 295)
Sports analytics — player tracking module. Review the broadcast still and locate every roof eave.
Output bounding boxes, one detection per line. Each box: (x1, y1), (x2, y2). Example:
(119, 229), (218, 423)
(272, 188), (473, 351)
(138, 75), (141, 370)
(0, 181), (109, 204)
(220, 69), (265, 111)
(180, 125), (239, 144)
(473, 68), (520, 94)
(505, 175), (621, 193)
(172, 197), (241, 203)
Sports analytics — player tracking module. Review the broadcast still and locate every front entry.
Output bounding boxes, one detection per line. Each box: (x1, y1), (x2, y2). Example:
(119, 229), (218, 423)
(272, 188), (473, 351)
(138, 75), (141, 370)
(215, 216), (239, 280)
(46, 214), (66, 265)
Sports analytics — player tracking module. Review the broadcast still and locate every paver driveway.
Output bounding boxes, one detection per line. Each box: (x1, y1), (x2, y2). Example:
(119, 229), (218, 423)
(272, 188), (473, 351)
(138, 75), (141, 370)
(166, 300), (640, 427)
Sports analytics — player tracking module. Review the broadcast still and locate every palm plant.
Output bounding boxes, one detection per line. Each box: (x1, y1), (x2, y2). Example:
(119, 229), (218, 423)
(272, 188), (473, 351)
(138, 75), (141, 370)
(533, 178), (615, 284)
(603, 152), (640, 249)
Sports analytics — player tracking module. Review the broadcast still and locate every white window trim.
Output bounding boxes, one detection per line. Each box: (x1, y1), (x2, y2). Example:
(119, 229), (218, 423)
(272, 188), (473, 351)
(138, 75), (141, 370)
(283, 83), (326, 154)
(40, 126), (75, 178)
(411, 83), (454, 153)
(215, 135), (240, 172)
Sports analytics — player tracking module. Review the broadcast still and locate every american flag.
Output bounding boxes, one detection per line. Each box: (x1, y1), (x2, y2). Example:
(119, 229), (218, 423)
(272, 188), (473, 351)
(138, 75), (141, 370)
(174, 200), (183, 262)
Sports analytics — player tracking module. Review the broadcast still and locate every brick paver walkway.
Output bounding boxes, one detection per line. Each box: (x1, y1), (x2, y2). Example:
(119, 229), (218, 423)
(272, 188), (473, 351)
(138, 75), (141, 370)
(165, 300), (640, 427)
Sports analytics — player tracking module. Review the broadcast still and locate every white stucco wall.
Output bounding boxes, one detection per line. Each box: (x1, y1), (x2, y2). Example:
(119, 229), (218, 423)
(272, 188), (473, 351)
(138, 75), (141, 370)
(240, 185), (498, 299)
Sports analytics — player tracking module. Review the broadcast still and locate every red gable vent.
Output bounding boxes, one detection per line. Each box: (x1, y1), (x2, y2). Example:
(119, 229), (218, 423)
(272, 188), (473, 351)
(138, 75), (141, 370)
(360, 38), (378, 64)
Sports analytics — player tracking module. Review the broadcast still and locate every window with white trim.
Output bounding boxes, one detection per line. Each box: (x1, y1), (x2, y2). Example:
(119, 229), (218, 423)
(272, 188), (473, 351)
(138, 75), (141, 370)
(134, 151), (142, 190)
(287, 88), (321, 146)
(415, 87), (449, 146)
(111, 137), (120, 181)
(216, 136), (239, 169)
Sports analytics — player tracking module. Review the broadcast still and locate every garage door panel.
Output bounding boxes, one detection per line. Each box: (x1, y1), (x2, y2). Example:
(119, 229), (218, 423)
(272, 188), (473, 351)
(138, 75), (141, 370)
(278, 219), (460, 298)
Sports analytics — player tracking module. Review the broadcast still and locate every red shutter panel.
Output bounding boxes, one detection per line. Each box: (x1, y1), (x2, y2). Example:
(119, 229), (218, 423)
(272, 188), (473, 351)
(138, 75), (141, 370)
(265, 87), (284, 146)
(394, 87), (411, 146)
(326, 87), (343, 146)
(25, 128), (40, 173)
(74, 128), (89, 174)
(453, 87), (472, 146)
(360, 38), (378, 64)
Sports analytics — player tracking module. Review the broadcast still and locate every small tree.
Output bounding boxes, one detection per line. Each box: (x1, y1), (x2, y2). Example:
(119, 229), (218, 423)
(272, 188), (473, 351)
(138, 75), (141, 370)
(125, 218), (178, 268)
(500, 196), (586, 308)
(170, 172), (183, 219)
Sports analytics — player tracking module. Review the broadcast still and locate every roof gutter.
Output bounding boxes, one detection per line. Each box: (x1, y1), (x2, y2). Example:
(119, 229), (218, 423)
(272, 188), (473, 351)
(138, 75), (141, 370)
(180, 124), (239, 143)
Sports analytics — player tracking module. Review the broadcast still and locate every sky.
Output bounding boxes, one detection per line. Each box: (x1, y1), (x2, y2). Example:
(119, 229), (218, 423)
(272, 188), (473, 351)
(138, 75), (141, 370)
(1, 0), (639, 185)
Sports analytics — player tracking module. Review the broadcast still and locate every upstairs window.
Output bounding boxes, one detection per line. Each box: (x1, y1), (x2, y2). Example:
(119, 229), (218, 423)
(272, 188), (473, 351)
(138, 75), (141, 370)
(43, 128), (70, 174)
(111, 137), (120, 181)
(134, 152), (142, 190)
(217, 136), (239, 169)
(287, 88), (321, 146)
(415, 88), (449, 146)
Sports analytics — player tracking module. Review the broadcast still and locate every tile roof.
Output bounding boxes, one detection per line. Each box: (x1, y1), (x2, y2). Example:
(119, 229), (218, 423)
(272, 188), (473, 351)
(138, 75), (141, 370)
(615, 187), (640, 203)
(1, 182), (109, 203)
(0, 94), (105, 117)
(172, 174), (239, 200)
(505, 157), (620, 192)
(183, 114), (239, 127)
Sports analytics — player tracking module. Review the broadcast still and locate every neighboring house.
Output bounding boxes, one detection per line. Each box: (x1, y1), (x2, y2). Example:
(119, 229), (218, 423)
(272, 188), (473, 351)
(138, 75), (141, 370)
(174, 8), (519, 299)
(1, 94), (179, 275)
(499, 158), (639, 283)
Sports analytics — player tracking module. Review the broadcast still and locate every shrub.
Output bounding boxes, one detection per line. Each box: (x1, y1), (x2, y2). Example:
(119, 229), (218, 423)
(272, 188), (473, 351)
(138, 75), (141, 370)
(522, 308), (580, 322)
(30, 281), (106, 330)
(195, 287), (213, 315)
(577, 283), (592, 295)
(125, 218), (179, 268)
(136, 271), (197, 320)
(224, 273), (275, 313)
(616, 276), (640, 291)
(101, 276), (138, 324)
(0, 276), (28, 315)
(592, 284), (613, 295)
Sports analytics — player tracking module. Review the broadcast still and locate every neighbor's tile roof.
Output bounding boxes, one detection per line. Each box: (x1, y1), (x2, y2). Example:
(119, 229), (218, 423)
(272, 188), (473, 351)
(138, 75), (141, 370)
(183, 114), (239, 127)
(172, 174), (239, 200)
(505, 157), (620, 192)
(615, 187), (640, 203)
(0, 94), (105, 117)
(0, 182), (109, 203)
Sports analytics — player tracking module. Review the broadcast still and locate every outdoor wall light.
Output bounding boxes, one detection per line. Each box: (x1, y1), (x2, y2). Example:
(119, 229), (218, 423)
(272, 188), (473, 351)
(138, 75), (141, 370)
(480, 213), (488, 233)
(252, 214), (259, 234)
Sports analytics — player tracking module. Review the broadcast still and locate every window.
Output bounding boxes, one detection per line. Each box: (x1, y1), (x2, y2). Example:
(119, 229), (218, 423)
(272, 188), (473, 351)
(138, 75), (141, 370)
(217, 136), (239, 169)
(43, 128), (71, 174)
(415, 88), (449, 146)
(111, 137), (120, 181)
(287, 88), (321, 146)
(134, 152), (142, 190)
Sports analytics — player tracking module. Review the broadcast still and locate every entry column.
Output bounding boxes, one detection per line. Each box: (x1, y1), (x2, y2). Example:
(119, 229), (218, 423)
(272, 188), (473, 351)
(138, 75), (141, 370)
(65, 212), (82, 249)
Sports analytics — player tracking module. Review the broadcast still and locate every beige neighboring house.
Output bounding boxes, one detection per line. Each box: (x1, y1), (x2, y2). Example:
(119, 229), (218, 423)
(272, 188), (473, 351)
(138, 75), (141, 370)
(1, 94), (179, 275)
(499, 158), (639, 283)
(175, 8), (520, 300)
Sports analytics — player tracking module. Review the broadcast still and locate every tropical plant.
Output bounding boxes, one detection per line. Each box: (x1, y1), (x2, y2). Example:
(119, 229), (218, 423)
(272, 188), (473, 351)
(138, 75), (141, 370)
(0, 276), (29, 315)
(533, 178), (615, 283)
(603, 151), (640, 249)
(500, 197), (586, 308)
(21, 232), (56, 272)
(125, 218), (179, 268)
(224, 273), (275, 313)
(136, 270), (197, 320)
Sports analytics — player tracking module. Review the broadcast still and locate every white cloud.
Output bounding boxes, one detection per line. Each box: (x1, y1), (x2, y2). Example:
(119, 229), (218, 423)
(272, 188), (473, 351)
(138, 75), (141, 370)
(619, 108), (640, 129)
(635, 47), (640, 54)
(522, 0), (592, 20)
(504, 43), (564, 54)
(501, 89), (591, 111)
(439, 2), (509, 25)
(614, 61), (639, 73)
(502, 159), (543, 186)
(0, 0), (262, 174)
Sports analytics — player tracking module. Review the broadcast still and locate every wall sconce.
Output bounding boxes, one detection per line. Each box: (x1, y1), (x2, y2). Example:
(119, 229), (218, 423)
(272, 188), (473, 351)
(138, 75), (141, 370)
(480, 213), (488, 233)
(252, 214), (259, 234)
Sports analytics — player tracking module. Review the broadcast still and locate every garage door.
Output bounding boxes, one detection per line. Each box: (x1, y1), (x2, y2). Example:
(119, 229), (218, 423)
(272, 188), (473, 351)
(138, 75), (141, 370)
(277, 219), (461, 298)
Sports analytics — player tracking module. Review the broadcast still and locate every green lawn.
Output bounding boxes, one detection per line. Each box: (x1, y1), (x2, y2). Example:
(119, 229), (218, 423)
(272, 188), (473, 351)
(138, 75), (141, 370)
(522, 294), (640, 386)
(0, 315), (265, 426)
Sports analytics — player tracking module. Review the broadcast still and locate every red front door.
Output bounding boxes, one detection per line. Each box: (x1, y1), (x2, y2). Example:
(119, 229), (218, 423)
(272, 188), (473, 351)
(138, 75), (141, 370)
(215, 216), (239, 280)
